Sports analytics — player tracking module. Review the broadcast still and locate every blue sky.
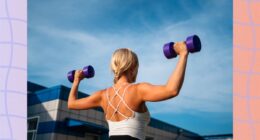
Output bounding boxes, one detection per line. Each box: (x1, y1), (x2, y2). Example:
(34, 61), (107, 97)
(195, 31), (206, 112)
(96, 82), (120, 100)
(29, 0), (232, 135)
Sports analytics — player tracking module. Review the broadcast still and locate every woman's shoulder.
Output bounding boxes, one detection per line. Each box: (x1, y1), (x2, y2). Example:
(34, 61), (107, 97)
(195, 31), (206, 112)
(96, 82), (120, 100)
(94, 88), (108, 97)
(128, 82), (153, 95)
(134, 82), (152, 90)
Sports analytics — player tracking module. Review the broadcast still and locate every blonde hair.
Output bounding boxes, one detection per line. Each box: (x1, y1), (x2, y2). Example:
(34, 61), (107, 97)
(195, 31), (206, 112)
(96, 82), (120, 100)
(111, 48), (139, 84)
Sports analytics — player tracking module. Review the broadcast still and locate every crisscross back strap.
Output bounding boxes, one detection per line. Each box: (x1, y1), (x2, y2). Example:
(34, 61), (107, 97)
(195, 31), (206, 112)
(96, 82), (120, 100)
(105, 84), (134, 120)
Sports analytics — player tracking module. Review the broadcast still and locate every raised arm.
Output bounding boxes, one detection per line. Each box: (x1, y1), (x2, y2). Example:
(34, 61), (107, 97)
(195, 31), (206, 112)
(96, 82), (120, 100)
(137, 42), (188, 102)
(68, 70), (102, 110)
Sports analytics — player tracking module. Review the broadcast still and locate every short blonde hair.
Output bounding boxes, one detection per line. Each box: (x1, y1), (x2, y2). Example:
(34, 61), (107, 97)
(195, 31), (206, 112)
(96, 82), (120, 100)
(111, 48), (139, 84)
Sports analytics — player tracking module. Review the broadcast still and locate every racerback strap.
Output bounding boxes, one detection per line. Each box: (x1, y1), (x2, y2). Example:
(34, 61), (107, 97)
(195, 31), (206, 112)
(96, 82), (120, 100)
(105, 84), (134, 120)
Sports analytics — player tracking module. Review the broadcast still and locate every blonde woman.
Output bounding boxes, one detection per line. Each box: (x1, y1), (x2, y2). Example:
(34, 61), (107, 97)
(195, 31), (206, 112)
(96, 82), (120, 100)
(68, 42), (189, 140)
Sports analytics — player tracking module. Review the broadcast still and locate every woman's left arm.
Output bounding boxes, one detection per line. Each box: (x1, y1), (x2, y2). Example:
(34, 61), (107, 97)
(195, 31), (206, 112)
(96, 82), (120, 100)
(67, 70), (102, 110)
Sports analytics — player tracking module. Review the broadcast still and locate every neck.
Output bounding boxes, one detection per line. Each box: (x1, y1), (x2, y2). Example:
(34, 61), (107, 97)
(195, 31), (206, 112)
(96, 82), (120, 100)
(116, 75), (129, 85)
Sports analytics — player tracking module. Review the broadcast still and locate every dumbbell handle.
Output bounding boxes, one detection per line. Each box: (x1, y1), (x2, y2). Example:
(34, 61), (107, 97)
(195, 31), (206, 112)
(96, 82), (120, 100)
(163, 35), (201, 59)
(67, 65), (95, 83)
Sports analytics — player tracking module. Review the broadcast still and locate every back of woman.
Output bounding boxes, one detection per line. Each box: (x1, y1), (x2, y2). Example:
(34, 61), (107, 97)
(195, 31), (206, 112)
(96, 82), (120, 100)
(103, 84), (147, 121)
(68, 43), (189, 140)
(102, 84), (150, 140)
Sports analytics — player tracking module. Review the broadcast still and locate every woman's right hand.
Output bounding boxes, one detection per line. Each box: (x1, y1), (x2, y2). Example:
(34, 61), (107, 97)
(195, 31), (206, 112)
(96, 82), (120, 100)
(173, 42), (189, 56)
(74, 70), (84, 83)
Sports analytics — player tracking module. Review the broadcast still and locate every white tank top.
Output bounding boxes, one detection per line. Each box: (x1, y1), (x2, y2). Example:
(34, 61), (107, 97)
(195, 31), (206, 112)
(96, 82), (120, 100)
(105, 84), (150, 140)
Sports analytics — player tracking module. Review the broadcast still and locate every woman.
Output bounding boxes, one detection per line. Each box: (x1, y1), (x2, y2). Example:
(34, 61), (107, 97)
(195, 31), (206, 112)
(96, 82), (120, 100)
(68, 42), (189, 140)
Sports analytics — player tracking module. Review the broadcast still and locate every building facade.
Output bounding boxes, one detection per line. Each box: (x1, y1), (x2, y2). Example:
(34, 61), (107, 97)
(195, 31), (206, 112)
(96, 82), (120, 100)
(27, 82), (204, 140)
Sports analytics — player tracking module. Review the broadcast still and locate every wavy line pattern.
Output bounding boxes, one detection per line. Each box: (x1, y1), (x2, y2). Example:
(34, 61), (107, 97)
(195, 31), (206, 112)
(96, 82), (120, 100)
(234, 0), (260, 139)
(0, 0), (27, 139)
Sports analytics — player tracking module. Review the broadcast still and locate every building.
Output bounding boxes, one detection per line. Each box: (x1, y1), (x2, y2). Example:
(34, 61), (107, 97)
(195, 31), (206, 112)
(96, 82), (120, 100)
(203, 134), (233, 140)
(27, 81), (205, 140)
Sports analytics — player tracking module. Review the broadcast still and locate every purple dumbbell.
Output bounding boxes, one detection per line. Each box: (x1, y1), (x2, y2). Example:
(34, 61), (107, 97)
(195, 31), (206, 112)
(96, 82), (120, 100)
(163, 35), (201, 59)
(67, 65), (95, 83)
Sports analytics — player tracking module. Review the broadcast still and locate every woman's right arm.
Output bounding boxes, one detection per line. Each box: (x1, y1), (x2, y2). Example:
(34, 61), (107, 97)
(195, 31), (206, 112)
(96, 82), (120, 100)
(137, 42), (189, 102)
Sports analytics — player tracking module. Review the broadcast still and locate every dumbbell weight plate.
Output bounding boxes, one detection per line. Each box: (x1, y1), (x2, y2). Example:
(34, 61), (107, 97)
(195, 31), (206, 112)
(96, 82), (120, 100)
(186, 35), (201, 53)
(163, 42), (177, 59)
(83, 65), (95, 78)
(67, 70), (75, 83)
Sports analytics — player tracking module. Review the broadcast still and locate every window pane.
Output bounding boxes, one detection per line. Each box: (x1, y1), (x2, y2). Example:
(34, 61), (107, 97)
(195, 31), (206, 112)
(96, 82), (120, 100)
(28, 118), (38, 130)
(28, 132), (33, 140)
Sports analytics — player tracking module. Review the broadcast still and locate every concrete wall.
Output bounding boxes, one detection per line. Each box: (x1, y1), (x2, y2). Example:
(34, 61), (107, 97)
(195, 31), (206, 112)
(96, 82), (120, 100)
(57, 100), (107, 127)
(28, 100), (59, 122)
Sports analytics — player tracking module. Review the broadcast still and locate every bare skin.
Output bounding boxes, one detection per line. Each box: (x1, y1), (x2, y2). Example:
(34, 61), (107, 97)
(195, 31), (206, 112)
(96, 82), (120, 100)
(68, 42), (189, 121)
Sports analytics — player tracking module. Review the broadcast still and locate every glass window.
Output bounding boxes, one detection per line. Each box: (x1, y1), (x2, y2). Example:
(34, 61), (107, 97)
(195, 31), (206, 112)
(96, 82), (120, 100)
(28, 118), (38, 130)
(27, 132), (33, 140)
(27, 116), (39, 140)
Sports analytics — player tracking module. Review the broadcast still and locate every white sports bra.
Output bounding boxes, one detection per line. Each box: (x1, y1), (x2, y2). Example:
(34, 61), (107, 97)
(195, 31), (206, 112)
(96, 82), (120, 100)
(105, 84), (150, 140)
